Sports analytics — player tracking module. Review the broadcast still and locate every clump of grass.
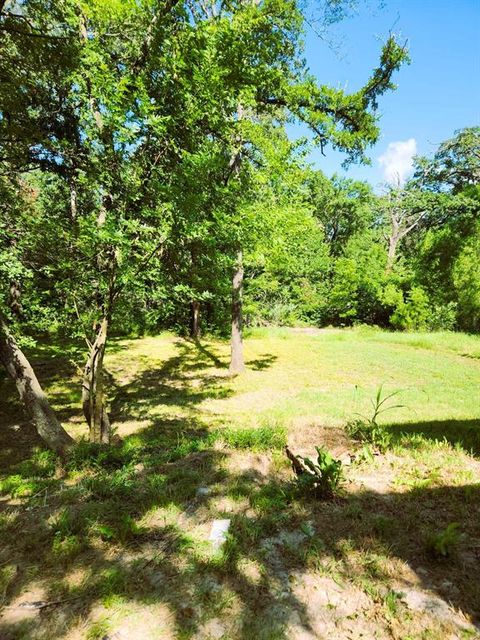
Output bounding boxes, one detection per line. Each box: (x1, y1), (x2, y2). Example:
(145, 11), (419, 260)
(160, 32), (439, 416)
(0, 447), (60, 499)
(49, 507), (81, 538)
(86, 618), (111, 640)
(0, 564), (17, 603)
(219, 423), (287, 450)
(52, 533), (83, 561)
(81, 467), (137, 500)
(67, 440), (134, 471)
(17, 448), (58, 478)
(0, 473), (56, 499)
(346, 385), (403, 451)
(426, 522), (461, 558)
(384, 589), (403, 618)
(90, 514), (146, 544)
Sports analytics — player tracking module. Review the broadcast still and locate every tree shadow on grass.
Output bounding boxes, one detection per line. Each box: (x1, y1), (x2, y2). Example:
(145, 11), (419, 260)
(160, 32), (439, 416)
(109, 339), (234, 433)
(0, 429), (479, 640)
(246, 353), (277, 371)
(191, 337), (228, 369)
(1, 340), (479, 638)
(386, 418), (480, 456)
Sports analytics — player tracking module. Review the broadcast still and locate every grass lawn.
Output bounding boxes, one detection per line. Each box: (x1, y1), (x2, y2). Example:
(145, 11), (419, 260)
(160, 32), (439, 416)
(0, 327), (479, 639)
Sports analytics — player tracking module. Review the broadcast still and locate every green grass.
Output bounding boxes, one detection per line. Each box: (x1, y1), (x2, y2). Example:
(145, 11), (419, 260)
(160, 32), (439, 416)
(0, 327), (479, 639)
(101, 326), (480, 439)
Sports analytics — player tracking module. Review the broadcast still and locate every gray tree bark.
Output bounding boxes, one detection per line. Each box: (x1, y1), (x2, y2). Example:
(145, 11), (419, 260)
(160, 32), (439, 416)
(229, 249), (245, 375)
(190, 301), (201, 339)
(82, 317), (111, 444)
(0, 312), (73, 454)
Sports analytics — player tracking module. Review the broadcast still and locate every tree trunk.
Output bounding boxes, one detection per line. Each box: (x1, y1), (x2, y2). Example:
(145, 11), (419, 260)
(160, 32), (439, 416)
(229, 249), (245, 375)
(190, 301), (201, 339)
(386, 234), (399, 272)
(82, 317), (110, 444)
(69, 179), (77, 222)
(0, 312), (73, 454)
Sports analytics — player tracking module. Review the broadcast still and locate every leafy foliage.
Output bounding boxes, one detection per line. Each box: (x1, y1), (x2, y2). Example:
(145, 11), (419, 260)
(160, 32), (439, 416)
(346, 386), (404, 450)
(292, 446), (344, 499)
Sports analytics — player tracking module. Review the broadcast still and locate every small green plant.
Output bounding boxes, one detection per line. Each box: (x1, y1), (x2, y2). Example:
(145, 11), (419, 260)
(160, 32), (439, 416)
(52, 533), (83, 561)
(91, 514), (145, 544)
(384, 589), (402, 618)
(288, 446), (344, 499)
(346, 385), (404, 450)
(220, 423), (287, 451)
(427, 522), (461, 557)
(353, 444), (375, 465)
(0, 564), (17, 603)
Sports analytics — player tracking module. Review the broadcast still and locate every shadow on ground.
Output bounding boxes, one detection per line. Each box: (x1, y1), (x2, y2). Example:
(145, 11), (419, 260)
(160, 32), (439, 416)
(386, 418), (480, 456)
(1, 445), (478, 639)
(109, 339), (235, 431)
(0, 339), (479, 638)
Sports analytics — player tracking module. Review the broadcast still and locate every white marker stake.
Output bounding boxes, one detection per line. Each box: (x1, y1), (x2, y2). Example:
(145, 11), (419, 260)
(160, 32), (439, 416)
(209, 519), (231, 551)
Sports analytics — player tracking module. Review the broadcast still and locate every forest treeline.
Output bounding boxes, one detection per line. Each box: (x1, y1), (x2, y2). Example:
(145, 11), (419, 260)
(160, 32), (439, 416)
(0, 1), (478, 452)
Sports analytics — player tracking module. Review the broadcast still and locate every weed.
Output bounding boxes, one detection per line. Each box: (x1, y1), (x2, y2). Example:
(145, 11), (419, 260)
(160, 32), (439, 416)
(371, 514), (395, 537)
(353, 444), (375, 465)
(302, 537), (327, 570)
(86, 618), (111, 640)
(0, 564), (17, 603)
(384, 589), (402, 617)
(346, 385), (404, 450)
(49, 507), (79, 537)
(82, 467), (137, 500)
(91, 514), (145, 544)
(427, 522), (461, 557)
(0, 472), (57, 499)
(67, 440), (133, 471)
(17, 448), (57, 478)
(219, 423), (287, 451)
(52, 533), (83, 561)
(288, 446), (344, 499)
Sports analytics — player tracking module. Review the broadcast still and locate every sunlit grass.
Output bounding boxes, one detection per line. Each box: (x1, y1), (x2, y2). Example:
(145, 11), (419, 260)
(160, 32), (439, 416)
(0, 327), (479, 639)
(97, 327), (480, 443)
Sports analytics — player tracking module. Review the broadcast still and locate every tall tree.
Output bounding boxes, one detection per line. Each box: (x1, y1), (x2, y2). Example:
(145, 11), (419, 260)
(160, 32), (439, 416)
(414, 126), (480, 193)
(0, 2), (78, 452)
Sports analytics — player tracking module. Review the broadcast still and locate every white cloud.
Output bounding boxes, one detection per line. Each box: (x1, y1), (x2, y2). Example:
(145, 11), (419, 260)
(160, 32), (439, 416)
(378, 138), (417, 185)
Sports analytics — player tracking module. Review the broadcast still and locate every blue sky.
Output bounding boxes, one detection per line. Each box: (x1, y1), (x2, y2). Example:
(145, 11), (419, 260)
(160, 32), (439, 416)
(295, 0), (480, 189)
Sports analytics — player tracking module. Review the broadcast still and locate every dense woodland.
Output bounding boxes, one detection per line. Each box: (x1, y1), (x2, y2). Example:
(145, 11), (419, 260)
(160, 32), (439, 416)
(0, 1), (479, 454)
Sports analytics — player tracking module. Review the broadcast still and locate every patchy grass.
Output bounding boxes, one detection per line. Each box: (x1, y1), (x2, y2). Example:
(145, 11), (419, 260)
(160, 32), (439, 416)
(0, 327), (479, 639)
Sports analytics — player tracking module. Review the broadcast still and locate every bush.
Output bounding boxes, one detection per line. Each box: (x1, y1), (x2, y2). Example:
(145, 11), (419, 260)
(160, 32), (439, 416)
(427, 302), (457, 331)
(289, 446), (344, 499)
(390, 286), (430, 331)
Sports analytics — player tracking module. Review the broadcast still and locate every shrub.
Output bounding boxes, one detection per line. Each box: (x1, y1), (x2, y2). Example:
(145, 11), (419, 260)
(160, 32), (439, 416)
(288, 446), (344, 499)
(390, 286), (430, 331)
(427, 302), (457, 331)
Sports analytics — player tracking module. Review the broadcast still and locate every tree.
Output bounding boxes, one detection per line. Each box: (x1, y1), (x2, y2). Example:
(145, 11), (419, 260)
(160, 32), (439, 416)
(414, 126), (480, 193)
(0, 2), (79, 452)
(1, 0), (409, 449)
(308, 172), (374, 256)
(0, 310), (73, 454)
(376, 184), (446, 272)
